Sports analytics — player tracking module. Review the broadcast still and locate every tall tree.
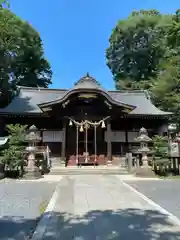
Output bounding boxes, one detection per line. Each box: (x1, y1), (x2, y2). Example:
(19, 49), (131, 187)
(151, 11), (180, 125)
(0, 6), (52, 106)
(0, 0), (10, 8)
(106, 10), (172, 90)
(166, 10), (180, 55)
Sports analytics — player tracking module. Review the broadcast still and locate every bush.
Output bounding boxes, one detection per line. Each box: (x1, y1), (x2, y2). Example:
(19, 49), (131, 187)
(1, 124), (27, 177)
(152, 135), (170, 176)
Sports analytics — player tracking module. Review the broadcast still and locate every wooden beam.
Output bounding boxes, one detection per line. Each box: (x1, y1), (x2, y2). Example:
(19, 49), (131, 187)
(61, 121), (66, 162)
(107, 120), (112, 161)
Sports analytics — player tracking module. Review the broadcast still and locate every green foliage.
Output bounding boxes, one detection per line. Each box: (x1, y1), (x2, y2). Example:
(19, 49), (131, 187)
(0, 0), (10, 8)
(0, 6), (52, 107)
(150, 10), (180, 126)
(152, 135), (168, 158)
(151, 56), (180, 124)
(0, 124), (27, 170)
(107, 9), (180, 126)
(106, 10), (172, 89)
(166, 10), (180, 51)
(152, 135), (170, 175)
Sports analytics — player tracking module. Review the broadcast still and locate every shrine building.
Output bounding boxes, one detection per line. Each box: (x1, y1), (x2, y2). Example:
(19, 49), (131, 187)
(0, 73), (172, 166)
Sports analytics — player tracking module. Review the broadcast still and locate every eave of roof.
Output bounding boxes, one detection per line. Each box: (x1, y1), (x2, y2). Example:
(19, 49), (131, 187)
(0, 86), (172, 117)
(38, 88), (136, 112)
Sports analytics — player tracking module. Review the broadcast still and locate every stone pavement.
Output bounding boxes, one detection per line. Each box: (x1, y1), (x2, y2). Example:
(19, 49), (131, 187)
(124, 179), (180, 220)
(0, 180), (58, 240)
(36, 175), (180, 240)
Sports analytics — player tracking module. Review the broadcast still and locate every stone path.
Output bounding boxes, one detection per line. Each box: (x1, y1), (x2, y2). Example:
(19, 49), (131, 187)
(41, 175), (180, 239)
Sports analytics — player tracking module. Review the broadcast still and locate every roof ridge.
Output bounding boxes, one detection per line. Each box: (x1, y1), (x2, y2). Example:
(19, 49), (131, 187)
(18, 86), (68, 92)
(18, 86), (148, 94)
(108, 90), (146, 93)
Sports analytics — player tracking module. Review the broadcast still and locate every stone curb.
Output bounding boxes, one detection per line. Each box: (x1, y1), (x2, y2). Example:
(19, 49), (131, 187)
(31, 177), (63, 240)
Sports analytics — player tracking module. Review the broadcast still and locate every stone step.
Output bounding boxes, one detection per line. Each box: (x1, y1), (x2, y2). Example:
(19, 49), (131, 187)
(49, 167), (128, 175)
(50, 158), (63, 167)
(51, 163), (62, 166)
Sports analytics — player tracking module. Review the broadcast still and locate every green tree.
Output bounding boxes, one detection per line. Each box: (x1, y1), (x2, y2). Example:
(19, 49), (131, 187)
(166, 10), (180, 53)
(150, 11), (180, 125)
(151, 56), (180, 125)
(152, 135), (169, 175)
(0, 0), (10, 8)
(106, 10), (172, 90)
(1, 124), (27, 172)
(0, 6), (52, 106)
(152, 135), (168, 158)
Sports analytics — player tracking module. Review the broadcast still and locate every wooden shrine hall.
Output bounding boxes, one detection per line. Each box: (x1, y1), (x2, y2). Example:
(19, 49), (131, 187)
(0, 73), (171, 166)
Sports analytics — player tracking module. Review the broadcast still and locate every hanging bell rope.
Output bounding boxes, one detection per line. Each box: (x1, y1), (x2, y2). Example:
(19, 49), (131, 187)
(66, 116), (110, 163)
(67, 116), (110, 127)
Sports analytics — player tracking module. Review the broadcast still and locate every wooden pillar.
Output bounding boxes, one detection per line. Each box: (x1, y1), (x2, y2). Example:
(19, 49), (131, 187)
(125, 129), (128, 153)
(107, 120), (112, 161)
(61, 121), (66, 162)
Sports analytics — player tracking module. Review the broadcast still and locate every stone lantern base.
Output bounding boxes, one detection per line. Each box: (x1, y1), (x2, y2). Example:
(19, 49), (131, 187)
(135, 166), (156, 178)
(23, 166), (42, 179)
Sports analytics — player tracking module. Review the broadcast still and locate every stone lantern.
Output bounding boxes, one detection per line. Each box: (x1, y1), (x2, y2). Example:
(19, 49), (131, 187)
(136, 127), (152, 165)
(24, 125), (42, 179)
(135, 127), (154, 177)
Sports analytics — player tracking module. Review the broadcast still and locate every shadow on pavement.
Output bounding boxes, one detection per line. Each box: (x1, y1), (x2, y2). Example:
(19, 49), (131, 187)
(0, 215), (40, 239)
(1, 208), (180, 239)
(41, 208), (180, 239)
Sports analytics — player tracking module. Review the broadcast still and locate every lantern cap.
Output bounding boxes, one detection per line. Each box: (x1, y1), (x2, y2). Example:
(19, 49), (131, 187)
(25, 131), (41, 142)
(29, 125), (37, 131)
(139, 127), (147, 135)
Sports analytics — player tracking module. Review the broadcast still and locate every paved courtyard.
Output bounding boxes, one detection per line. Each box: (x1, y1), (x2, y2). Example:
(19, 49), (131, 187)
(40, 175), (180, 239)
(125, 179), (180, 220)
(0, 179), (58, 240)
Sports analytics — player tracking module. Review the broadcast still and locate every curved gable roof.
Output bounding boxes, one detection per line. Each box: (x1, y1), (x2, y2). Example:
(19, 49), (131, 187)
(0, 87), (172, 116)
(38, 73), (135, 111)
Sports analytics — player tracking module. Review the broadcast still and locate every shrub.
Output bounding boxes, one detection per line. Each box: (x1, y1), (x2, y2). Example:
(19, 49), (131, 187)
(152, 135), (170, 175)
(1, 124), (27, 176)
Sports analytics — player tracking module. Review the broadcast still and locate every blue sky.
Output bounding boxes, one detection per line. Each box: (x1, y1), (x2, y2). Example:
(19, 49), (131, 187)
(10, 0), (179, 89)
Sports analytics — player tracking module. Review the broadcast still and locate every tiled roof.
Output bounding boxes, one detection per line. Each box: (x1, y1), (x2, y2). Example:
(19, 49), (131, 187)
(109, 91), (170, 115)
(0, 86), (171, 116)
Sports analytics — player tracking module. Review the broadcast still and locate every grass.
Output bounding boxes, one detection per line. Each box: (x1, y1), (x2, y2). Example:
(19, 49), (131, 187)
(160, 175), (180, 180)
(27, 201), (49, 239)
(39, 201), (48, 215)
